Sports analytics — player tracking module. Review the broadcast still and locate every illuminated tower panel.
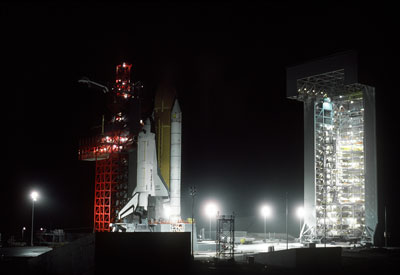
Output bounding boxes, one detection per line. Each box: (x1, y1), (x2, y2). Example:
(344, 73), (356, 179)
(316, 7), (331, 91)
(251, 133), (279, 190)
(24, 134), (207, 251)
(314, 93), (366, 238)
(286, 52), (378, 244)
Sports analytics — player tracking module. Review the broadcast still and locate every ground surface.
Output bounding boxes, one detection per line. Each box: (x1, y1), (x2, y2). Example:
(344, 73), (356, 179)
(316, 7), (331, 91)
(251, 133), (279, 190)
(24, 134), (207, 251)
(1, 242), (399, 274)
(0, 246), (52, 258)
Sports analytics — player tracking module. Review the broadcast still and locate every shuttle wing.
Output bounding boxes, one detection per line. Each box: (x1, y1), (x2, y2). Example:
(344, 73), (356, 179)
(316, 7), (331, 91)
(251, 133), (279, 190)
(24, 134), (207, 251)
(119, 192), (139, 220)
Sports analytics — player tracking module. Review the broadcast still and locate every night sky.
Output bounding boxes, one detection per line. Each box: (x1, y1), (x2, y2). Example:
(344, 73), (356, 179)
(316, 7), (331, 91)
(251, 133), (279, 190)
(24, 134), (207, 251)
(3, 2), (399, 243)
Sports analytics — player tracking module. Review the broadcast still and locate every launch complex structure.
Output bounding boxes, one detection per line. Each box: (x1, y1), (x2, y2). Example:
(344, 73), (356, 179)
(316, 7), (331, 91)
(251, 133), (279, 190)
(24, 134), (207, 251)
(77, 52), (378, 248)
(79, 63), (194, 236)
(287, 51), (378, 244)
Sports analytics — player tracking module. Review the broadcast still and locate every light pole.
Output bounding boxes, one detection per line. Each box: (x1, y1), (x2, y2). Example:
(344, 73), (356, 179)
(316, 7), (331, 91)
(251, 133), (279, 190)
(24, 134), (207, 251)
(205, 202), (218, 241)
(22, 227), (26, 241)
(189, 186), (197, 256)
(286, 192), (288, 250)
(30, 191), (39, 246)
(260, 205), (272, 242)
(384, 205), (387, 247)
(297, 207), (304, 239)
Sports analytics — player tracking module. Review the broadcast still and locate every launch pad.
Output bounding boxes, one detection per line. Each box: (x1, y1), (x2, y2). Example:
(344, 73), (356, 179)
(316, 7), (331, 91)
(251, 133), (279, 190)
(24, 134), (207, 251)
(78, 63), (198, 246)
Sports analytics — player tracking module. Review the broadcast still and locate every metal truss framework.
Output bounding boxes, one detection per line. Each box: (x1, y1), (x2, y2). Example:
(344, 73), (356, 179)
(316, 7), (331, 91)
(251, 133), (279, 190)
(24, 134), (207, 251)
(296, 69), (345, 99)
(216, 214), (235, 259)
(294, 70), (374, 243)
(314, 93), (365, 240)
(79, 62), (142, 233)
(94, 153), (128, 232)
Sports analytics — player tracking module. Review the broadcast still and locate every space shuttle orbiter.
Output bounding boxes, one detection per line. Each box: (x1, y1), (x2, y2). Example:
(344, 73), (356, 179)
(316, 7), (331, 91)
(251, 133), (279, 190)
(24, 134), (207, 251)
(118, 118), (169, 220)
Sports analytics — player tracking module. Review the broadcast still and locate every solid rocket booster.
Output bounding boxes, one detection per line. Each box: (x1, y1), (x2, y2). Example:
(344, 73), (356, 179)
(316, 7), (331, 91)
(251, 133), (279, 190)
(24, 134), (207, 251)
(170, 99), (182, 221)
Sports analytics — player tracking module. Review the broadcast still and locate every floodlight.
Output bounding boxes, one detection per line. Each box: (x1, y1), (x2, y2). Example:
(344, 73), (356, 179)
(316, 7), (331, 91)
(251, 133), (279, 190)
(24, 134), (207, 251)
(297, 207), (305, 219)
(30, 191), (39, 201)
(205, 202), (218, 218)
(260, 205), (272, 218)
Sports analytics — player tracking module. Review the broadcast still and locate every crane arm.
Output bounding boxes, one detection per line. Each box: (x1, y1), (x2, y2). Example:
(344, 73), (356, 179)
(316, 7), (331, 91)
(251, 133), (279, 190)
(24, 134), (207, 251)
(78, 78), (109, 93)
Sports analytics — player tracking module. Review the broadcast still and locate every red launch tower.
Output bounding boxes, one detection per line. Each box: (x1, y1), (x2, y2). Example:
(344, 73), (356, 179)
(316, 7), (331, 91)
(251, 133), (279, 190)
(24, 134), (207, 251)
(79, 63), (141, 232)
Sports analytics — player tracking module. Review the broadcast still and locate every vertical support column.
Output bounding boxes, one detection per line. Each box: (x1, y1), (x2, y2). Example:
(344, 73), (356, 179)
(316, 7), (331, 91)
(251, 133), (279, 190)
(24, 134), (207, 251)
(363, 86), (378, 243)
(94, 154), (121, 232)
(95, 159), (106, 232)
(303, 98), (316, 240)
(94, 160), (102, 232)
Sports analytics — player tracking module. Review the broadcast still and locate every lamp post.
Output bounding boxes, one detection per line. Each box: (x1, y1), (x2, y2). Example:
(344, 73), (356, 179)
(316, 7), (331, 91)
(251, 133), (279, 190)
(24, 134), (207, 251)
(22, 227), (26, 241)
(30, 191), (39, 246)
(384, 205), (387, 247)
(286, 192), (288, 250)
(260, 205), (272, 242)
(189, 186), (197, 256)
(205, 202), (218, 240)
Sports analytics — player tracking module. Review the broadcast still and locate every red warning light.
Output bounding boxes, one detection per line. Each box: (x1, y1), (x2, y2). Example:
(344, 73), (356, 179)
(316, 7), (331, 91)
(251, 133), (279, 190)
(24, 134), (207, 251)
(115, 63), (132, 95)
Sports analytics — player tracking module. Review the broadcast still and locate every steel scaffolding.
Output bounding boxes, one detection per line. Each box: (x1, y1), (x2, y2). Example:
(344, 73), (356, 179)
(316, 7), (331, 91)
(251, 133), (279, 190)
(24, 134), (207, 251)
(216, 214), (235, 259)
(314, 93), (365, 241)
(287, 52), (378, 244)
(295, 72), (371, 242)
(94, 153), (128, 232)
(79, 62), (140, 232)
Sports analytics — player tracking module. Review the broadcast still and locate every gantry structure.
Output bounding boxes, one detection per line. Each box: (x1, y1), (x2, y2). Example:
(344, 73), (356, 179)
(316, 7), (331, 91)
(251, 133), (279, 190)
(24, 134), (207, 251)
(79, 63), (143, 232)
(287, 52), (378, 244)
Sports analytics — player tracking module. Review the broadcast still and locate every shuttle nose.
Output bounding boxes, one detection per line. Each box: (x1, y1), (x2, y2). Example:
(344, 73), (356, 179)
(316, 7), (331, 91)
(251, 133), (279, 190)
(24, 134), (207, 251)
(143, 118), (151, 133)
